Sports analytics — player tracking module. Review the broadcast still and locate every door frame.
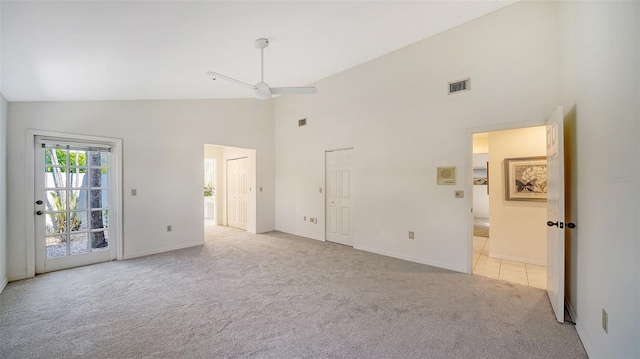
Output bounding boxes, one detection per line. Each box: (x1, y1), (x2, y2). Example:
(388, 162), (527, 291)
(465, 120), (546, 274)
(25, 130), (123, 278)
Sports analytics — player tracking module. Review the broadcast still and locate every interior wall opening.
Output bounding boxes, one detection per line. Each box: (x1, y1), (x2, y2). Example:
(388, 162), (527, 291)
(471, 127), (548, 289)
(204, 144), (257, 236)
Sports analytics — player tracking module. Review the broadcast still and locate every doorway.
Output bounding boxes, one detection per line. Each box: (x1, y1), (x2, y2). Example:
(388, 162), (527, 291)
(325, 148), (354, 246)
(31, 134), (121, 274)
(203, 144), (256, 234)
(470, 127), (548, 289)
(204, 159), (217, 226)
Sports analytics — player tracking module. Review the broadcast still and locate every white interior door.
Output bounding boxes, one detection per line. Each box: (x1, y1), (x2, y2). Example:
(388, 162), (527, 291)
(546, 106), (565, 323)
(227, 157), (247, 230)
(326, 149), (354, 246)
(35, 138), (116, 273)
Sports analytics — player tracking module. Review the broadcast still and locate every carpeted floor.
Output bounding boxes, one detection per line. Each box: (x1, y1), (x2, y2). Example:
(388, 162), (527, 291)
(0, 227), (586, 358)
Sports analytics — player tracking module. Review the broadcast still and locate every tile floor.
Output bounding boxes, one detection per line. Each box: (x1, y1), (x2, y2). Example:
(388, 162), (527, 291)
(472, 236), (547, 289)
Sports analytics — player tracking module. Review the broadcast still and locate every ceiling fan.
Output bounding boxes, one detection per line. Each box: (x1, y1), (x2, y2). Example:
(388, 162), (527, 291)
(207, 38), (317, 108)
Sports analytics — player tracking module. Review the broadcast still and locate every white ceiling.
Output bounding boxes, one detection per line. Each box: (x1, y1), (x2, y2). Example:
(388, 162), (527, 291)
(1, 0), (515, 102)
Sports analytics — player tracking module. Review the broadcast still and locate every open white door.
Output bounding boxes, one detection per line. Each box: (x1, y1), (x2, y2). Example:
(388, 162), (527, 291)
(546, 106), (565, 323)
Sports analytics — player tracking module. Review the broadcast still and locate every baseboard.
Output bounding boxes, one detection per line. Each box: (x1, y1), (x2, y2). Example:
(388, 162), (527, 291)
(8, 273), (27, 282)
(489, 252), (546, 266)
(123, 241), (205, 260)
(575, 321), (594, 358)
(256, 226), (276, 234)
(274, 228), (325, 242)
(0, 277), (7, 294)
(354, 245), (467, 273)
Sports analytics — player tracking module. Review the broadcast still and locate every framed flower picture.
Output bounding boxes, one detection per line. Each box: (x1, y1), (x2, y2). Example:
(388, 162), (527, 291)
(504, 156), (547, 201)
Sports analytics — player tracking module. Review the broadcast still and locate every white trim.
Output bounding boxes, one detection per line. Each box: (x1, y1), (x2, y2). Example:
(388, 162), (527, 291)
(8, 274), (27, 282)
(575, 322), (594, 358)
(256, 226), (276, 233)
(25, 129), (123, 277)
(354, 244), (468, 273)
(123, 240), (204, 260)
(277, 229), (325, 242)
(488, 253), (546, 266)
(0, 278), (7, 294)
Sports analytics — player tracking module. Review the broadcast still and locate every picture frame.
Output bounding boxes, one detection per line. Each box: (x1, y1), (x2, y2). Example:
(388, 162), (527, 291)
(504, 156), (547, 201)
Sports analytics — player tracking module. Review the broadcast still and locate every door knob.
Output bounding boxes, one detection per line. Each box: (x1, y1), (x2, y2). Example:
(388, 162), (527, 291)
(36, 210), (44, 215)
(36, 200), (43, 205)
(547, 221), (558, 227)
(567, 222), (576, 229)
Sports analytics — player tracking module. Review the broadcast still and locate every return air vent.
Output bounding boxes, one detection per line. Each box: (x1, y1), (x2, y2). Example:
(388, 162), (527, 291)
(298, 118), (307, 127)
(448, 78), (470, 95)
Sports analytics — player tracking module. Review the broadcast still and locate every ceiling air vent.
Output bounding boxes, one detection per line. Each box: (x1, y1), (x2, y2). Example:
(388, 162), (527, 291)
(298, 118), (307, 127)
(448, 78), (470, 95)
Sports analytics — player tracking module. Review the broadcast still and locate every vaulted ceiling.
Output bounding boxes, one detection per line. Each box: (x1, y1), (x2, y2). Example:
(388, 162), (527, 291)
(1, 1), (515, 102)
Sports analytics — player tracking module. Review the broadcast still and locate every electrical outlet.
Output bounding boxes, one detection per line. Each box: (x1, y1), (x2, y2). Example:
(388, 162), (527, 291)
(260, 187), (263, 192)
(131, 189), (137, 196)
(409, 231), (414, 239)
(167, 225), (172, 232)
(304, 216), (307, 221)
(319, 188), (322, 194)
(602, 309), (608, 333)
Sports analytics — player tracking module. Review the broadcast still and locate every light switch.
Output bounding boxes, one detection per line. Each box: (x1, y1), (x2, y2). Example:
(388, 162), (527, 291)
(455, 190), (464, 199)
(131, 189), (137, 196)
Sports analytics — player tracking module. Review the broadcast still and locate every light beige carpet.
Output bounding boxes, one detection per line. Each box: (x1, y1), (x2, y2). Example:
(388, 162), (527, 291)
(0, 227), (586, 358)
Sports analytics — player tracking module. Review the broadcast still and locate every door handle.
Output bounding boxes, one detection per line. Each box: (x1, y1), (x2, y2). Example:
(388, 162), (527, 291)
(547, 221), (558, 227)
(36, 210), (44, 215)
(36, 200), (44, 205)
(567, 222), (576, 229)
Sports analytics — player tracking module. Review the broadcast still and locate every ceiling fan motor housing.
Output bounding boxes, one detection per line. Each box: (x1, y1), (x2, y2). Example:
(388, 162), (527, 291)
(253, 82), (272, 100)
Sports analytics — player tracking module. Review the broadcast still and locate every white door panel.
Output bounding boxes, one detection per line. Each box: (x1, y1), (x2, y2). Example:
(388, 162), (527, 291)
(227, 158), (248, 230)
(546, 106), (565, 323)
(326, 149), (354, 246)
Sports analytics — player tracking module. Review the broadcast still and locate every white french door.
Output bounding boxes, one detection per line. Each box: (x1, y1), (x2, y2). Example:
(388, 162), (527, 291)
(546, 106), (565, 323)
(227, 157), (248, 230)
(35, 137), (117, 273)
(325, 148), (354, 246)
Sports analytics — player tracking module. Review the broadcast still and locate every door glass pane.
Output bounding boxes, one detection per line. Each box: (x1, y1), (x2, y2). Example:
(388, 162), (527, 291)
(90, 190), (107, 209)
(69, 167), (86, 189)
(46, 190), (67, 211)
(73, 190), (88, 210)
(91, 230), (109, 251)
(89, 151), (109, 170)
(90, 210), (109, 229)
(89, 168), (107, 187)
(45, 168), (66, 188)
(46, 235), (67, 258)
(45, 213), (63, 235)
(70, 211), (88, 232)
(70, 232), (89, 255)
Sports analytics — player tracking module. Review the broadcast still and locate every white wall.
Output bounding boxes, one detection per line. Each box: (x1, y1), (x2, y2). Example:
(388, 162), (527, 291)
(559, 1), (640, 358)
(0, 93), (7, 293)
(7, 99), (275, 280)
(488, 126), (546, 265)
(274, 1), (561, 272)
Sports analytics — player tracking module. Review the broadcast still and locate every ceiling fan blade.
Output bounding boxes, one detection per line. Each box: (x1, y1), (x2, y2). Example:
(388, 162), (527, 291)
(270, 87), (317, 95)
(251, 98), (262, 110)
(206, 72), (253, 89)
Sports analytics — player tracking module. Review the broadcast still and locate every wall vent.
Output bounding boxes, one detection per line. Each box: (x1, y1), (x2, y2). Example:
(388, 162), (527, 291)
(448, 78), (470, 95)
(298, 118), (307, 127)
